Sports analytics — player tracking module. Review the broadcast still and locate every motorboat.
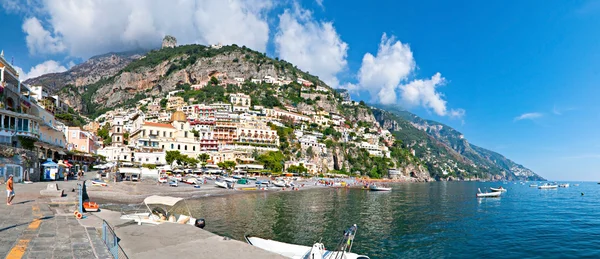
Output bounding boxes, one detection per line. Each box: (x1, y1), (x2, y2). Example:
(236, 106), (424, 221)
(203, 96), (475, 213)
(490, 187), (507, 192)
(529, 184), (538, 187)
(232, 175), (242, 179)
(83, 201), (100, 212)
(476, 188), (502, 198)
(169, 180), (178, 187)
(246, 224), (369, 259)
(120, 195), (205, 228)
(559, 183), (570, 188)
(538, 184), (558, 189)
(215, 181), (229, 189)
(369, 184), (392, 191)
(182, 178), (197, 185)
(273, 181), (286, 188)
(248, 176), (257, 181)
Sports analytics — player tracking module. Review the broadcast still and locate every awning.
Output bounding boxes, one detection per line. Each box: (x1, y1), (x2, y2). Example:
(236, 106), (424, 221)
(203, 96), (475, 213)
(58, 151), (66, 155)
(41, 159), (58, 167)
(143, 195), (183, 206)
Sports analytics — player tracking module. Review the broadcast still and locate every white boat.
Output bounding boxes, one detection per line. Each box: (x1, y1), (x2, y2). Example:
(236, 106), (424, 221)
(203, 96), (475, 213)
(169, 180), (178, 187)
(246, 225), (369, 259)
(529, 184), (538, 187)
(559, 183), (570, 188)
(120, 195), (205, 228)
(273, 181), (286, 187)
(215, 181), (229, 189)
(476, 188), (502, 198)
(369, 184), (392, 191)
(490, 187), (507, 192)
(182, 178), (197, 185)
(538, 184), (558, 189)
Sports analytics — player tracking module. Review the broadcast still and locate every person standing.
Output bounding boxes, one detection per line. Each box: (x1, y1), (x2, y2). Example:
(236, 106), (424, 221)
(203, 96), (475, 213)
(6, 175), (15, 205)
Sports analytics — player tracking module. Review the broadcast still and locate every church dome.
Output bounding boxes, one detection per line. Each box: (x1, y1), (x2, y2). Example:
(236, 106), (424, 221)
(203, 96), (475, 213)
(170, 111), (187, 122)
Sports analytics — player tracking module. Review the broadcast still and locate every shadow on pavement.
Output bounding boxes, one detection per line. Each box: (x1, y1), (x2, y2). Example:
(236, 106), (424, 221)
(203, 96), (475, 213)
(0, 215), (54, 232)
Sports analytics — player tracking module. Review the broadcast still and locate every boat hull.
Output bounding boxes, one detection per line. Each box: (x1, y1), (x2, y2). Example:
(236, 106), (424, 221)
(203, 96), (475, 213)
(476, 192), (502, 198)
(245, 236), (370, 259)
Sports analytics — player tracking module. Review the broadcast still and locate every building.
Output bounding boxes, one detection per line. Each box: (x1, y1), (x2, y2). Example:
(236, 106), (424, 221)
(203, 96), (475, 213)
(299, 135), (326, 153)
(213, 121), (238, 145)
(236, 121), (279, 147)
(65, 127), (98, 154)
(264, 108), (310, 123)
(166, 96), (185, 111)
(230, 93), (251, 107)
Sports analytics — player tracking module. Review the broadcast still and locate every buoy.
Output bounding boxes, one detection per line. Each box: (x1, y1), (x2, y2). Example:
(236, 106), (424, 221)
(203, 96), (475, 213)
(581, 193), (584, 196)
(73, 210), (79, 216)
(74, 211), (82, 219)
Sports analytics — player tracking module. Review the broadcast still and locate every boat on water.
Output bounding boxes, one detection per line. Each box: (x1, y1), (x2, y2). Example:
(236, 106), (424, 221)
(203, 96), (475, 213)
(574, 184), (580, 186)
(476, 188), (502, 198)
(559, 183), (570, 188)
(529, 184), (538, 187)
(369, 184), (392, 191)
(246, 224), (369, 259)
(120, 195), (205, 228)
(538, 183), (558, 189)
(490, 187), (507, 192)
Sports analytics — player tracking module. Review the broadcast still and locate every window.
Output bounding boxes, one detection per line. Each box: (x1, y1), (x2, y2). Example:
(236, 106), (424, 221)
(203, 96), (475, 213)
(171, 144), (174, 149)
(146, 158), (149, 162)
(180, 124), (183, 130)
(184, 145), (187, 150)
(156, 157), (159, 161)
(193, 146), (196, 151)
(170, 132), (173, 137)
(124, 155), (128, 160)
(184, 132), (188, 138)
(75, 144), (78, 148)
(117, 137), (121, 142)
(163, 131), (166, 137)
(162, 145), (165, 149)
(178, 145), (180, 150)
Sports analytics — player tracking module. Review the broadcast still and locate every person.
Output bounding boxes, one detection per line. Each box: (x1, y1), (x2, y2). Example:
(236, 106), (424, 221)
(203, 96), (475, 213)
(6, 175), (15, 205)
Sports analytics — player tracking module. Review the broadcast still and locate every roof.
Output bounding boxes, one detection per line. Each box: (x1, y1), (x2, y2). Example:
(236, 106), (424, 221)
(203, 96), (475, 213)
(144, 195), (183, 206)
(143, 121), (175, 129)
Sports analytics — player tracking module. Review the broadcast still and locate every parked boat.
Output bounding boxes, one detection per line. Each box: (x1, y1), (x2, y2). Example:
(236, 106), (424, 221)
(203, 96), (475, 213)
(538, 184), (558, 189)
(490, 187), (507, 192)
(182, 178), (197, 185)
(529, 184), (538, 187)
(273, 181), (286, 187)
(215, 181), (229, 189)
(120, 195), (205, 228)
(169, 180), (178, 187)
(369, 184), (392, 191)
(246, 224), (369, 259)
(476, 188), (502, 198)
(91, 180), (108, 187)
(83, 201), (100, 212)
(559, 183), (570, 188)
(248, 177), (257, 181)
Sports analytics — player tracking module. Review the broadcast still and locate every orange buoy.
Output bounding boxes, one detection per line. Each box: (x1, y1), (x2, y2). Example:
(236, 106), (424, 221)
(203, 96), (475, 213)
(73, 210), (79, 216)
(75, 211), (82, 219)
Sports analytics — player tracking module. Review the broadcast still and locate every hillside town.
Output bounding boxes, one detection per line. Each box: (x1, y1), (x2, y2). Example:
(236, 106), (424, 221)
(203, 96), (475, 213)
(0, 50), (399, 183)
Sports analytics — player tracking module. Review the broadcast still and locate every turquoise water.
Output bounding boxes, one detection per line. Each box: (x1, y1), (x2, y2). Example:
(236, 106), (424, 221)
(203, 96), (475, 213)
(185, 182), (600, 259)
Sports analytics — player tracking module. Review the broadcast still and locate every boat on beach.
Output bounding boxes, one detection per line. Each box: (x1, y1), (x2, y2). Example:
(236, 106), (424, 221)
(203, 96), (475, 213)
(273, 181), (286, 187)
(246, 224), (369, 259)
(538, 183), (558, 189)
(476, 188), (502, 198)
(120, 195), (205, 228)
(490, 187), (507, 192)
(215, 181), (229, 189)
(369, 184), (392, 191)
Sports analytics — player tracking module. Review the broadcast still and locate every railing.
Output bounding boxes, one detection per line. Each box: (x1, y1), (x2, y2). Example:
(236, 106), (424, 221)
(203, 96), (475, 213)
(101, 219), (129, 259)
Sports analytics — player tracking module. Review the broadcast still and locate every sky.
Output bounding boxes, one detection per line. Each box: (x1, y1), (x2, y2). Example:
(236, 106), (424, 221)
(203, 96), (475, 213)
(2, 0), (600, 181)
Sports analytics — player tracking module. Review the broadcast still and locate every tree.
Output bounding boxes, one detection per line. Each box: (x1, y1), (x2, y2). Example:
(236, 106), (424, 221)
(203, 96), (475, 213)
(210, 76), (220, 86)
(257, 151), (285, 172)
(166, 151), (182, 165)
(217, 160), (236, 171)
(160, 98), (168, 108)
(197, 153), (210, 162)
(287, 164), (308, 175)
(306, 146), (314, 158)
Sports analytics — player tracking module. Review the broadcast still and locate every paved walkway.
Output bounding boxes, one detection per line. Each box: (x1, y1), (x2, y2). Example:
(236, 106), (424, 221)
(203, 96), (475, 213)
(0, 188), (112, 259)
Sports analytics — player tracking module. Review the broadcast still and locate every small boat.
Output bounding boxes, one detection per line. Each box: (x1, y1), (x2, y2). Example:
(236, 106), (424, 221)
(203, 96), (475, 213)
(215, 181), (229, 189)
(193, 185), (201, 188)
(369, 184), (392, 191)
(529, 184), (538, 187)
(158, 177), (168, 183)
(490, 187), (507, 192)
(83, 201), (100, 212)
(476, 188), (502, 198)
(91, 180), (108, 187)
(169, 180), (178, 187)
(273, 181), (286, 187)
(232, 175), (242, 179)
(120, 195), (205, 228)
(559, 183), (569, 188)
(248, 177), (257, 181)
(246, 224), (370, 259)
(182, 178), (197, 185)
(538, 184), (558, 189)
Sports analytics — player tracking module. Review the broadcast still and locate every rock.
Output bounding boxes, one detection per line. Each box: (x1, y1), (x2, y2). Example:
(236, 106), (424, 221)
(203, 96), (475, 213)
(162, 35), (177, 49)
(40, 183), (64, 197)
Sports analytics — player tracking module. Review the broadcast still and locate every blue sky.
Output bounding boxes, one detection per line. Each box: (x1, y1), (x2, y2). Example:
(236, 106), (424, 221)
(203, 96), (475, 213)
(2, 0), (600, 181)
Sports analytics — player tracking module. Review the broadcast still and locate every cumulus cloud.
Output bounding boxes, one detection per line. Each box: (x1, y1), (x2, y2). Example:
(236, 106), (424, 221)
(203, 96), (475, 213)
(15, 60), (68, 81)
(22, 17), (66, 55)
(514, 112), (543, 121)
(351, 33), (463, 117)
(14, 0), (272, 58)
(275, 5), (348, 87)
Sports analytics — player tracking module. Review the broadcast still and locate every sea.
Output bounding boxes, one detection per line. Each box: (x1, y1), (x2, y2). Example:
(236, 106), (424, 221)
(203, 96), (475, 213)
(181, 181), (600, 259)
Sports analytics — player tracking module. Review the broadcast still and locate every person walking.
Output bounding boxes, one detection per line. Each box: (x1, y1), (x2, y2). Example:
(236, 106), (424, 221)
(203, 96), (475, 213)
(6, 175), (15, 205)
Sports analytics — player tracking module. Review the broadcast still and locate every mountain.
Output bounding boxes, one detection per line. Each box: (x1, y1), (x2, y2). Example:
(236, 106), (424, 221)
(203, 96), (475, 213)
(371, 105), (544, 181)
(24, 40), (541, 181)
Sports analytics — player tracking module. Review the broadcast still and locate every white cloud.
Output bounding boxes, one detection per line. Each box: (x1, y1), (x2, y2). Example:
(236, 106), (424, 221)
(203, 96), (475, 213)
(16, 0), (272, 58)
(514, 112), (543, 121)
(15, 60), (68, 81)
(315, 0), (324, 7)
(22, 17), (66, 55)
(275, 5), (348, 87)
(356, 33), (414, 105)
(350, 33), (463, 117)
